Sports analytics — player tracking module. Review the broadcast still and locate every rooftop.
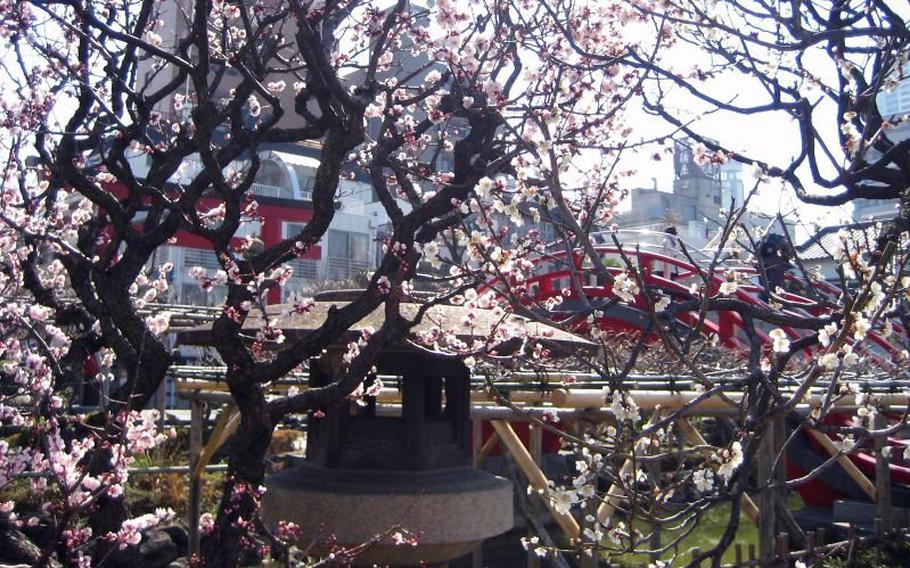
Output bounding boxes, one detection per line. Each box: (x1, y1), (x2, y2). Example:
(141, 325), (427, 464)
(797, 221), (880, 261)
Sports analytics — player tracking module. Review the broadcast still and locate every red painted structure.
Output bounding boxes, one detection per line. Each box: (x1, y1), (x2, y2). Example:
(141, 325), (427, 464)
(486, 234), (909, 507)
(107, 181), (321, 304)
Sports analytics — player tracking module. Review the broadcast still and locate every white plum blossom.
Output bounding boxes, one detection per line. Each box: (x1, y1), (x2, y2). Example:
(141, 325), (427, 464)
(841, 344), (859, 366)
(420, 240), (442, 269)
(832, 435), (856, 453)
(654, 294), (671, 312)
(718, 270), (739, 295)
(715, 441), (744, 480)
(769, 328), (790, 353)
(818, 322), (838, 347)
(693, 468), (714, 492)
(612, 272), (639, 303)
(819, 351), (838, 370)
(852, 314), (871, 341)
(474, 177), (495, 199)
(550, 487), (578, 515)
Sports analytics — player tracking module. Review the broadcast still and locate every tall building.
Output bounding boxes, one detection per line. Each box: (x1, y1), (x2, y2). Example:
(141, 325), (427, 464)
(877, 67), (910, 118)
(125, 144), (385, 307)
(615, 140), (745, 248)
(127, 2), (416, 306)
(853, 66), (910, 221)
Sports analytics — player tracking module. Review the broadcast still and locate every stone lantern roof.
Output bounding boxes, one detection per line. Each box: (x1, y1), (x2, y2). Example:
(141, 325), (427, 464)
(177, 289), (593, 356)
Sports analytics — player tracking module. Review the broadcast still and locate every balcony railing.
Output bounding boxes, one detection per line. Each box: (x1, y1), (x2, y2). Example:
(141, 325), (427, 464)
(251, 182), (292, 200)
(249, 182), (311, 201)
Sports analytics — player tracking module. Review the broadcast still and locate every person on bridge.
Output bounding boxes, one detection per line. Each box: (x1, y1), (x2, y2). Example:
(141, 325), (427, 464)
(757, 233), (793, 301)
(662, 226), (681, 280)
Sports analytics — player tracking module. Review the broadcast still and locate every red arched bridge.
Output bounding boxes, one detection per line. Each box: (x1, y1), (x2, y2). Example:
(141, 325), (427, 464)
(486, 230), (910, 507)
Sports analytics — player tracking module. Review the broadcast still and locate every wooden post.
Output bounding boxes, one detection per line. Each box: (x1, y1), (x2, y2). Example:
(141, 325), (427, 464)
(776, 532), (789, 558)
(192, 404), (238, 479)
(734, 544), (743, 566)
(188, 397), (205, 556)
(874, 412), (893, 536)
(772, 413), (788, 519)
(475, 432), (500, 466)
(757, 420), (777, 565)
(529, 423), (543, 465)
(846, 524), (857, 564)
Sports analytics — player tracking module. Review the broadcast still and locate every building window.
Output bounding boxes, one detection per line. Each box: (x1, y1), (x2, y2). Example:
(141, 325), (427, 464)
(326, 230), (370, 280)
(181, 282), (226, 306)
(283, 221), (306, 240)
(183, 248), (221, 270)
(294, 167), (316, 195)
(328, 230), (369, 262)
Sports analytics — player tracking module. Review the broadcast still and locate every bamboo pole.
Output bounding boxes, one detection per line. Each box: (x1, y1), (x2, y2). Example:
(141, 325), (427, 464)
(176, 381), (910, 412)
(490, 420), (580, 540)
(550, 389), (910, 412)
(675, 418), (760, 526)
(804, 428), (877, 501)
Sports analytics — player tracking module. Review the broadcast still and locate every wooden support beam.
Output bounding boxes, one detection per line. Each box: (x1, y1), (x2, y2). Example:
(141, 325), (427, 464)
(805, 428), (876, 501)
(596, 410), (663, 526)
(874, 413), (893, 534)
(675, 418), (760, 526)
(491, 420), (580, 540)
(476, 432), (500, 467)
(192, 404), (239, 479)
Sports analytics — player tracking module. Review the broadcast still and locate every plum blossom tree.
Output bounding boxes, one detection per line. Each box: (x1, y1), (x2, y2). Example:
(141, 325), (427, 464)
(0, 0), (662, 565)
(504, 1), (910, 565)
(1, 0), (909, 567)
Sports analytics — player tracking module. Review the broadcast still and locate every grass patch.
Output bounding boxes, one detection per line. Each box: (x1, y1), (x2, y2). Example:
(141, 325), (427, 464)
(608, 494), (804, 567)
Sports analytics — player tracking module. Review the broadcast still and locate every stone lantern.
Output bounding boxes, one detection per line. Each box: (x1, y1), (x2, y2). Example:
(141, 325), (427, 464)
(180, 290), (587, 566)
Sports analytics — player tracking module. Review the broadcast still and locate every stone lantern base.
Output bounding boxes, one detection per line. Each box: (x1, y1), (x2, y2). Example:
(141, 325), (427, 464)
(262, 461), (513, 567)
